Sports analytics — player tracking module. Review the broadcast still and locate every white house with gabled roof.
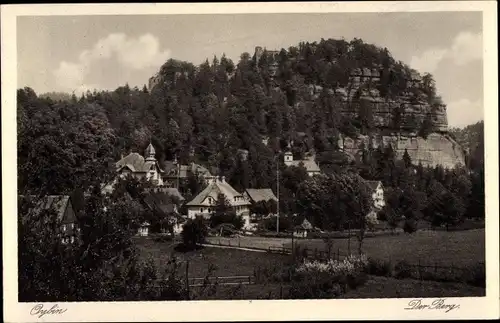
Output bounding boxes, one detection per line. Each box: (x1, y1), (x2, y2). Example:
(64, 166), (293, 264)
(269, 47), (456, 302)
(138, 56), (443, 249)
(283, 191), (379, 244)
(185, 176), (251, 219)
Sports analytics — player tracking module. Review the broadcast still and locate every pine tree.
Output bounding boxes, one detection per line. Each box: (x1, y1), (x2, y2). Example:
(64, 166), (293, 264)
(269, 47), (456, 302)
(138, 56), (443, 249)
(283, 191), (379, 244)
(403, 148), (412, 168)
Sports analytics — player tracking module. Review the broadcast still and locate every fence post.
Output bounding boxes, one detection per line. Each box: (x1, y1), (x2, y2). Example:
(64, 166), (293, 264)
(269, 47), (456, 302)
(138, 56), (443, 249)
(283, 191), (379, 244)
(418, 259), (421, 280)
(185, 260), (190, 299)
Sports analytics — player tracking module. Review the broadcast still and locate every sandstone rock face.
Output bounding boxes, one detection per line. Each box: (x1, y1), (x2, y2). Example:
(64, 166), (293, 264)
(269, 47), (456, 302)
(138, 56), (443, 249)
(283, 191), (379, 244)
(338, 133), (466, 169)
(332, 68), (463, 168)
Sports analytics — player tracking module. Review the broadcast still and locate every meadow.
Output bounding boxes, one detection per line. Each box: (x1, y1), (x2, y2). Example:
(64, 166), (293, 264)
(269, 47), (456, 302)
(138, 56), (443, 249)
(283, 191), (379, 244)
(135, 237), (290, 278)
(135, 232), (485, 299)
(206, 229), (485, 267)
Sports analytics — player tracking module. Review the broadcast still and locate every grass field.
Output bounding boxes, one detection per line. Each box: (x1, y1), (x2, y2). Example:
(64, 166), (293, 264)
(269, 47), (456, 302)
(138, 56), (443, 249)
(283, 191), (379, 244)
(341, 275), (485, 298)
(206, 229), (485, 267)
(134, 237), (485, 299)
(135, 237), (290, 278)
(188, 275), (485, 299)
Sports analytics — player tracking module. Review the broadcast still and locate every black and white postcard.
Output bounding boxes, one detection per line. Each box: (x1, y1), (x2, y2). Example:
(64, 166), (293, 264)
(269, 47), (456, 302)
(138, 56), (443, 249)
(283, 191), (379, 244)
(2, 2), (498, 322)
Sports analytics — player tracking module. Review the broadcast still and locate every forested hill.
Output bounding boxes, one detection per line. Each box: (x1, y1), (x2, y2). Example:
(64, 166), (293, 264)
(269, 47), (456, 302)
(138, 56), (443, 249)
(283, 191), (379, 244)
(147, 38), (464, 168)
(450, 121), (484, 169)
(18, 37), (468, 195)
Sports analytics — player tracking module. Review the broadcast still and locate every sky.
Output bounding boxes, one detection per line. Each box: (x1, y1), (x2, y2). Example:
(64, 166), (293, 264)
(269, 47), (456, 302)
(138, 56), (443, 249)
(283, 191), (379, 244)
(17, 12), (483, 128)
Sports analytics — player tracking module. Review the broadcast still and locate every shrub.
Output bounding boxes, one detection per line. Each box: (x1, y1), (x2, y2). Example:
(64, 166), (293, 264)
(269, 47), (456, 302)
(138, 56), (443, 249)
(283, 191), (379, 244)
(403, 219), (418, 234)
(181, 217), (208, 250)
(463, 263), (486, 288)
(152, 234), (173, 243)
(394, 260), (415, 279)
(366, 257), (393, 277)
(288, 255), (369, 298)
(210, 212), (244, 230)
(289, 273), (344, 299)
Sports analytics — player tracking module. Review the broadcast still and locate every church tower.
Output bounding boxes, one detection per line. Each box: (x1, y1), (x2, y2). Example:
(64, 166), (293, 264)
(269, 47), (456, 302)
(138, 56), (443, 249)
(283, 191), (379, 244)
(145, 143), (156, 162)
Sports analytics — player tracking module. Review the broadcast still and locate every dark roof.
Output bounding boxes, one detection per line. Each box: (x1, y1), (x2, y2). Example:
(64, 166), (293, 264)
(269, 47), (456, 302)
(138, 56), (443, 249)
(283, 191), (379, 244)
(20, 195), (70, 222)
(287, 159), (321, 172)
(143, 192), (178, 215)
(148, 187), (185, 202)
(365, 180), (382, 192)
(116, 152), (164, 173)
(141, 192), (186, 223)
(244, 189), (277, 203)
(163, 162), (212, 178)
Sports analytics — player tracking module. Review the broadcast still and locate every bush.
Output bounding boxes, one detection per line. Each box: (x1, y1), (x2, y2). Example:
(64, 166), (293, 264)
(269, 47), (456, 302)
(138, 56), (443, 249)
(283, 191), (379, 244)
(181, 217), (208, 250)
(463, 263), (486, 288)
(366, 258), (393, 277)
(152, 234), (173, 243)
(394, 260), (414, 279)
(289, 273), (344, 299)
(210, 212), (244, 230)
(287, 255), (369, 299)
(403, 219), (418, 234)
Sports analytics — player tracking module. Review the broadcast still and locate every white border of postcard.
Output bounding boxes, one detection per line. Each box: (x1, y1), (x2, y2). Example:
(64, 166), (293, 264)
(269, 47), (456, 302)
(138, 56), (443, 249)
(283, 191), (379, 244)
(2, 1), (499, 322)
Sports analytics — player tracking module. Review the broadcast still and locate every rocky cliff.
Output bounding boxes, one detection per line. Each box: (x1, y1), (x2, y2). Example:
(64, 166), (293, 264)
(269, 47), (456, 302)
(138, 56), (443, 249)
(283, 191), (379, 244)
(338, 132), (465, 169)
(323, 67), (465, 168)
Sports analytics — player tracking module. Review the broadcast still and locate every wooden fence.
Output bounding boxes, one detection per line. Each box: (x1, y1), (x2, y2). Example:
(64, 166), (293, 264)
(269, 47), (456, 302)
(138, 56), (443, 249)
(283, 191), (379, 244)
(188, 275), (254, 287)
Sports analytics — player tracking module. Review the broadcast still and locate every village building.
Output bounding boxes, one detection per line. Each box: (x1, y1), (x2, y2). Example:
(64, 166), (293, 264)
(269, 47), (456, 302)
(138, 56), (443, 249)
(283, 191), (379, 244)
(243, 188), (278, 204)
(185, 176), (251, 220)
(125, 188), (186, 237)
(162, 158), (215, 188)
(365, 180), (385, 211)
(102, 143), (165, 195)
(19, 195), (80, 245)
(283, 151), (321, 177)
(293, 218), (313, 238)
(141, 190), (186, 236)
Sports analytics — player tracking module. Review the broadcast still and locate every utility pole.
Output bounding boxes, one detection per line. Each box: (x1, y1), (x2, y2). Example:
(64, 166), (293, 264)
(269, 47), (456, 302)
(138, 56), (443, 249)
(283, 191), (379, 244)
(276, 155), (280, 234)
(176, 155), (180, 190)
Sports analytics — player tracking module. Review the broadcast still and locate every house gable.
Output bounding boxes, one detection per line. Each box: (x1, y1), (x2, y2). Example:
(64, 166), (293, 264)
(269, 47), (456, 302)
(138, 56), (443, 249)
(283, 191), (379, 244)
(62, 199), (77, 224)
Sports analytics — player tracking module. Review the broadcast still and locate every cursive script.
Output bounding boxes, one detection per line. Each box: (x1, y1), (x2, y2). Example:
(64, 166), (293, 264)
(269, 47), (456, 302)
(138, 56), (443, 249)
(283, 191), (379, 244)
(404, 299), (460, 313)
(30, 304), (67, 318)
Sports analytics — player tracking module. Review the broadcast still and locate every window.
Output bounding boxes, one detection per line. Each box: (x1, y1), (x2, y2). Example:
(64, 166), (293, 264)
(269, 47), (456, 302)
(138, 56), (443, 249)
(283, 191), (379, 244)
(200, 208), (204, 213)
(71, 223), (74, 229)
(208, 208), (211, 213)
(71, 236), (75, 243)
(62, 224), (66, 232)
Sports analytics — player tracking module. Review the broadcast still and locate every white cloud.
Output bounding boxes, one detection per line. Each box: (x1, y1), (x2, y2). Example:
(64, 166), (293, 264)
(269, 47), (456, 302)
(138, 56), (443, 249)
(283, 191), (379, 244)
(54, 61), (85, 89)
(410, 31), (482, 73)
(446, 98), (483, 128)
(53, 33), (170, 93)
(450, 32), (483, 65)
(409, 49), (447, 75)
